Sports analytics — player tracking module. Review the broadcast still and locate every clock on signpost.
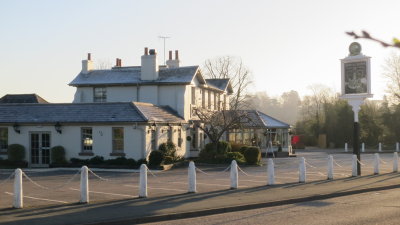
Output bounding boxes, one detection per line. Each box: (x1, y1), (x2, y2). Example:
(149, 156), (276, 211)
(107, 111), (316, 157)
(340, 42), (373, 176)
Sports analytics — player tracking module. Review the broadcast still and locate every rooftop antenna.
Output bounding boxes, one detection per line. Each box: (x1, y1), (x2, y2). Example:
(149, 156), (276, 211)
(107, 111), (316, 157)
(158, 35), (170, 65)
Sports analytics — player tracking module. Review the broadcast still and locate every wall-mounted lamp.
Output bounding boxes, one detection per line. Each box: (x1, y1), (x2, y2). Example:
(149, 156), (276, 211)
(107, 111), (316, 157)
(55, 122), (62, 134)
(13, 122), (20, 134)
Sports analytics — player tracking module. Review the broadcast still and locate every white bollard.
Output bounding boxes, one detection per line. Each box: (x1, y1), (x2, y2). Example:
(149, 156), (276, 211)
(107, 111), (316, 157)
(230, 160), (238, 189)
(345, 143), (348, 152)
(13, 168), (23, 209)
(379, 143), (382, 152)
(327, 155), (334, 180)
(352, 155), (358, 177)
(393, 152), (398, 173)
(362, 143), (365, 153)
(373, 153), (380, 175)
(80, 166), (89, 203)
(188, 161), (197, 193)
(267, 158), (275, 185)
(396, 142), (399, 152)
(139, 164), (148, 198)
(299, 157), (306, 183)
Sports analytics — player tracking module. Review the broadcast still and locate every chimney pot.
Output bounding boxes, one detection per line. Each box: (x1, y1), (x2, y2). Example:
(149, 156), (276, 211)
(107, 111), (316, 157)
(119, 59), (122, 67)
(88, 53), (91, 61)
(149, 49), (156, 55)
(175, 50), (179, 60)
(169, 51), (172, 60)
(115, 58), (119, 67)
(144, 47), (149, 55)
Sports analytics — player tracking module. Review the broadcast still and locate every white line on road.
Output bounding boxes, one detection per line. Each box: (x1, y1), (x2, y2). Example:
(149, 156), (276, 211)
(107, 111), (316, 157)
(4, 192), (68, 203)
(69, 188), (137, 198)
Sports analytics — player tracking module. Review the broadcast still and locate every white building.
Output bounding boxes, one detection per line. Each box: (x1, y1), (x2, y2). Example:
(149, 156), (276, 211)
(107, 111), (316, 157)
(0, 48), (233, 167)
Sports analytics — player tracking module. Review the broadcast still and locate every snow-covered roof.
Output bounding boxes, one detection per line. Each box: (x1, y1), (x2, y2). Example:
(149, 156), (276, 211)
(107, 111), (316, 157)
(0, 102), (185, 124)
(69, 66), (200, 86)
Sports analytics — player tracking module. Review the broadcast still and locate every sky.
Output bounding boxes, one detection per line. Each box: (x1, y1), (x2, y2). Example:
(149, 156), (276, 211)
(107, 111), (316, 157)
(0, 0), (399, 103)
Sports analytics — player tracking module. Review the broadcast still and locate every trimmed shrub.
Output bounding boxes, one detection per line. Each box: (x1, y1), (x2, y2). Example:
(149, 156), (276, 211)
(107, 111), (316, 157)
(217, 141), (232, 154)
(164, 156), (174, 164)
(137, 158), (148, 165)
(159, 141), (177, 158)
(243, 146), (261, 165)
(231, 143), (247, 153)
(51, 146), (67, 164)
(239, 146), (249, 154)
(8, 144), (25, 162)
(106, 157), (137, 166)
(226, 152), (245, 164)
(88, 156), (105, 165)
(149, 150), (164, 166)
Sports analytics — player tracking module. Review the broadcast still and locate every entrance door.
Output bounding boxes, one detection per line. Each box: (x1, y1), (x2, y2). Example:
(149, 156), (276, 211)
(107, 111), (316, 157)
(30, 133), (50, 167)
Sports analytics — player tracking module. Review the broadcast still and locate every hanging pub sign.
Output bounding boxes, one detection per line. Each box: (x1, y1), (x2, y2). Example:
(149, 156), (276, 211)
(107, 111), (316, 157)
(341, 42), (372, 98)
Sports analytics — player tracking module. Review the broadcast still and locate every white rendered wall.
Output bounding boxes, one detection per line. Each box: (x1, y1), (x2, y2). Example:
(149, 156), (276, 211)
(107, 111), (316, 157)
(73, 87), (94, 103)
(6, 124), (146, 165)
(139, 86), (158, 105)
(107, 86), (138, 102)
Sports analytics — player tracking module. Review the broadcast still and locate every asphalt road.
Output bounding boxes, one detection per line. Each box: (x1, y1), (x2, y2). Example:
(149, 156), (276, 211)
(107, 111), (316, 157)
(144, 188), (400, 225)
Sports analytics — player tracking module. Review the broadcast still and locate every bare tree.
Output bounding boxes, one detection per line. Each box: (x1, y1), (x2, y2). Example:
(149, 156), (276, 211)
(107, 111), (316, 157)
(203, 56), (252, 110)
(194, 108), (248, 147)
(346, 30), (400, 49)
(383, 53), (400, 104)
(95, 59), (113, 70)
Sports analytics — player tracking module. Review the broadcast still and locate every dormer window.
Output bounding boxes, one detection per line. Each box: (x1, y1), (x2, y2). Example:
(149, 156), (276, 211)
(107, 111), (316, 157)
(93, 87), (107, 102)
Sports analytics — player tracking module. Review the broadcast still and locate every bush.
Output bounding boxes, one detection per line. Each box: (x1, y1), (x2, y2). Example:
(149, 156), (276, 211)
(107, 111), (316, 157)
(51, 146), (67, 164)
(106, 157), (137, 166)
(88, 156), (105, 165)
(8, 144), (25, 162)
(239, 146), (249, 154)
(243, 147), (261, 165)
(137, 158), (148, 165)
(231, 143), (247, 153)
(217, 141), (232, 154)
(159, 141), (177, 158)
(149, 150), (164, 166)
(226, 152), (245, 164)
(164, 156), (174, 164)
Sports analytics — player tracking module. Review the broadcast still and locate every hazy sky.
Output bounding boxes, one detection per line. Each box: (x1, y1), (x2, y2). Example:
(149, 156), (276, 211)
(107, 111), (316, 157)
(0, 0), (399, 103)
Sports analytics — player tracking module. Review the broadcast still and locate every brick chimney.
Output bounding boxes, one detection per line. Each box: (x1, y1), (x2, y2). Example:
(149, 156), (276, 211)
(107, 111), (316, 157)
(81, 53), (93, 74)
(166, 50), (180, 68)
(141, 47), (159, 80)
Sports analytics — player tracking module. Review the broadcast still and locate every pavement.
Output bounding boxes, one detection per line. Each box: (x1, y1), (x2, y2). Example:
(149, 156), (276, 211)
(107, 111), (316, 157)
(2, 169), (400, 225)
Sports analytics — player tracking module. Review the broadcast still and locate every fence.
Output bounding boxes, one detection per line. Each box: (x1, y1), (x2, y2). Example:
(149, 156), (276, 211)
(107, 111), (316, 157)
(1, 152), (399, 209)
(344, 142), (400, 152)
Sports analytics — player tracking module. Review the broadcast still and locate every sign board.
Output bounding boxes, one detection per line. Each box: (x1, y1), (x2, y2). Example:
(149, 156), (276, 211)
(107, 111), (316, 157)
(340, 42), (373, 99)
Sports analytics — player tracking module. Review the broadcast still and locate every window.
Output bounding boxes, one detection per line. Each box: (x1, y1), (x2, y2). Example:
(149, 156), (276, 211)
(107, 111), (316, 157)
(151, 129), (157, 151)
(208, 90), (211, 109)
(191, 87), (196, 105)
(168, 128), (173, 142)
(93, 87), (107, 102)
(178, 128), (182, 147)
(0, 128), (8, 151)
(214, 93), (217, 110)
(81, 128), (93, 151)
(112, 127), (124, 152)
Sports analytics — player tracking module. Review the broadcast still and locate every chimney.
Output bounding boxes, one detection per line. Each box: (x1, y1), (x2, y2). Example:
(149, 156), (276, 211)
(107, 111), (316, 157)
(141, 47), (159, 80)
(115, 58), (122, 67)
(166, 50), (180, 68)
(82, 53), (93, 74)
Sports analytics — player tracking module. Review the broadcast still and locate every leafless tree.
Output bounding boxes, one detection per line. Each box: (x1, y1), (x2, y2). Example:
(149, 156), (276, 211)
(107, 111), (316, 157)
(203, 56), (252, 110)
(382, 53), (400, 104)
(95, 59), (113, 70)
(193, 108), (249, 146)
(346, 30), (400, 49)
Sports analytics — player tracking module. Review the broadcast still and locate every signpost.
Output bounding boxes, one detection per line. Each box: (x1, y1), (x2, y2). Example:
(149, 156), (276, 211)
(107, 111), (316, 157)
(340, 42), (373, 176)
